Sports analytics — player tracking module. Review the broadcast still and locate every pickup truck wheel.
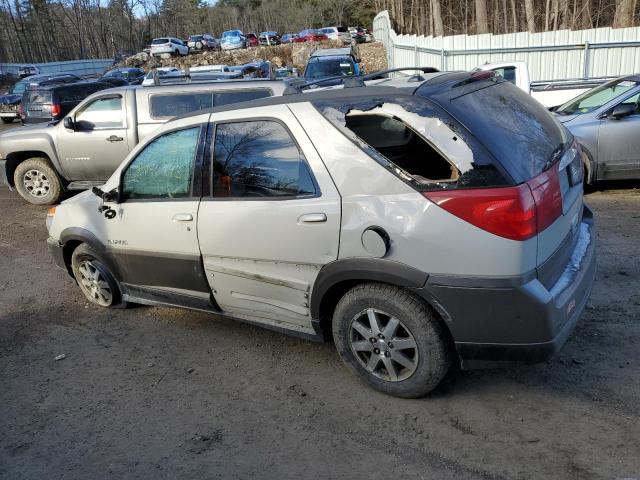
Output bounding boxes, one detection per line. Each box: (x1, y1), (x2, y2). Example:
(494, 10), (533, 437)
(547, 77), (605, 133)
(71, 243), (127, 309)
(332, 283), (451, 398)
(1, 117), (14, 124)
(14, 157), (62, 205)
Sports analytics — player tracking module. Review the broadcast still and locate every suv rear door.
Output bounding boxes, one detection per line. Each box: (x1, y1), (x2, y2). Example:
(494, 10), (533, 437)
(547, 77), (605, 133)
(197, 105), (340, 328)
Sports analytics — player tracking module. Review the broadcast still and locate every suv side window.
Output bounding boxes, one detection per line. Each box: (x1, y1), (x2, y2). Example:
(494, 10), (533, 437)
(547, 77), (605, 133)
(150, 93), (213, 118)
(212, 120), (316, 198)
(75, 96), (124, 130)
(122, 126), (201, 200)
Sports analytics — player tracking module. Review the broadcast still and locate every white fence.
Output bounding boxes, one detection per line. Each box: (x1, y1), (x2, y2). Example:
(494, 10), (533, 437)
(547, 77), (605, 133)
(0, 59), (114, 78)
(373, 10), (640, 82)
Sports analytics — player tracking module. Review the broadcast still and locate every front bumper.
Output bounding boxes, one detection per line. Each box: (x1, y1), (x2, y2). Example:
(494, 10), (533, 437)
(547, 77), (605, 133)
(47, 237), (68, 273)
(0, 159), (10, 188)
(0, 111), (19, 118)
(221, 43), (242, 50)
(416, 206), (597, 368)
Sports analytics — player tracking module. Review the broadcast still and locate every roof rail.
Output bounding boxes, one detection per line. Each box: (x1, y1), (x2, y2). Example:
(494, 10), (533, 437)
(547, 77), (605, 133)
(149, 63), (278, 86)
(283, 66), (439, 95)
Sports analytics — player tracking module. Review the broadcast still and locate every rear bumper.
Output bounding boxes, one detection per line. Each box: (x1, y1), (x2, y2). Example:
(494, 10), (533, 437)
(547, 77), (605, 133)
(416, 206), (597, 368)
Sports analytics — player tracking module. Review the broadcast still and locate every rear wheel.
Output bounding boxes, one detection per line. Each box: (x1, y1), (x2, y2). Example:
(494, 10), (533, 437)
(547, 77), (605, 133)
(71, 243), (127, 308)
(332, 283), (451, 398)
(13, 157), (62, 205)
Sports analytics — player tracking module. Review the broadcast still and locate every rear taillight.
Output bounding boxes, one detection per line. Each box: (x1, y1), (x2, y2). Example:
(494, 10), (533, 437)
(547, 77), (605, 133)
(51, 103), (61, 116)
(527, 165), (563, 233)
(424, 167), (563, 241)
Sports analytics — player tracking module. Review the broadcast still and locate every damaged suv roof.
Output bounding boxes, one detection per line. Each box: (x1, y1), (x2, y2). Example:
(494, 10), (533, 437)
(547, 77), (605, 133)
(174, 72), (459, 119)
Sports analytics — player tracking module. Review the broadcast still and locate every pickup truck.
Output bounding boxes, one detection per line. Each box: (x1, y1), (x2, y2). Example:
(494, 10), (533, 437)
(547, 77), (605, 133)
(0, 80), (286, 205)
(475, 61), (608, 108)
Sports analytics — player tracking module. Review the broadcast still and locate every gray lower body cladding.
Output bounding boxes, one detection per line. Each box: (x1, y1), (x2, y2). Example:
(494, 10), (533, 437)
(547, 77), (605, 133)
(0, 160), (9, 188)
(417, 206), (597, 368)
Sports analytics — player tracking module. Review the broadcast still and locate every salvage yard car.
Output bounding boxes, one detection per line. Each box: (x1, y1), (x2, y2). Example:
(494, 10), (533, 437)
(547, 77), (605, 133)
(20, 79), (113, 125)
(0, 73), (82, 123)
(554, 75), (640, 183)
(45, 72), (596, 398)
(0, 80), (286, 204)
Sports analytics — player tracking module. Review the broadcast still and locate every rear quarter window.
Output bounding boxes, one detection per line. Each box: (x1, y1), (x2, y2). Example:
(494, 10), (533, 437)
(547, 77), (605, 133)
(313, 95), (510, 191)
(214, 89), (271, 107)
(422, 80), (569, 182)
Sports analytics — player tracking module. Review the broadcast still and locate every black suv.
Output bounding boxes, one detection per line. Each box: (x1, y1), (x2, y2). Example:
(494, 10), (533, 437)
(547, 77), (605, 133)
(21, 80), (113, 125)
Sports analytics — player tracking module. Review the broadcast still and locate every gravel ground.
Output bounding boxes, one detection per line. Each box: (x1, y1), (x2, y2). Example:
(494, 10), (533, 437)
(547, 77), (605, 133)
(0, 120), (639, 479)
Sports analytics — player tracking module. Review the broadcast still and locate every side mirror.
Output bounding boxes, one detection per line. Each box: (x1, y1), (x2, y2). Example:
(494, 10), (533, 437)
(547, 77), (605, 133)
(610, 103), (635, 120)
(63, 116), (75, 130)
(91, 186), (119, 203)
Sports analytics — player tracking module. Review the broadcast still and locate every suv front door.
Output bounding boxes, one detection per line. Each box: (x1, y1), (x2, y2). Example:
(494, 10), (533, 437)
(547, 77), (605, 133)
(57, 93), (131, 182)
(197, 106), (341, 329)
(101, 123), (210, 308)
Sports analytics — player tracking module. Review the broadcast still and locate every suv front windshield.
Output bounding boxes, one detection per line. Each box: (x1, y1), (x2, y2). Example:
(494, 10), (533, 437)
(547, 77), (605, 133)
(305, 58), (355, 79)
(556, 79), (640, 115)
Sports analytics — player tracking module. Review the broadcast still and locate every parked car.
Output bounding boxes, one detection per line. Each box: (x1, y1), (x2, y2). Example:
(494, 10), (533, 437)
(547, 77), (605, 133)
(150, 37), (189, 57)
(245, 33), (259, 47)
(102, 67), (145, 85)
(220, 30), (247, 50)
(20, 80), (113, 125)
(0, 80), (287, 204)
(348, 26), (366, 43)
(141, 67), (181, 86)
(320, 26), (352, 45)
(44, 72), (596, 398)
(228, 61), (273, 79)
(259, 31), (280, 46)
(187, 34), (219, 52)
(275, 66), (299, 79)
(281, 33), (299, 44)
(303, 47), (361, 85)
(18, 65), (40, 78)
(1, 73), (84, 124)
(296, 29), (328, 42)
(553, 75), (640, 184)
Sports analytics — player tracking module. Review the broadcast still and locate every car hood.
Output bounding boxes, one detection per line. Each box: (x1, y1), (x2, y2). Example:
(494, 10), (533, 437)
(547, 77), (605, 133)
(0, 122), (54, 140)
(0, 94), (22, 105)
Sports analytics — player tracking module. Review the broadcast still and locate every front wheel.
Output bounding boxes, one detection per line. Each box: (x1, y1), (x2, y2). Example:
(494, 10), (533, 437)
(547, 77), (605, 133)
(13, 157), (62, 205)
(332, 283), (451, 398)
(1, 117), (14, 124)
(71, 243), (127, 308)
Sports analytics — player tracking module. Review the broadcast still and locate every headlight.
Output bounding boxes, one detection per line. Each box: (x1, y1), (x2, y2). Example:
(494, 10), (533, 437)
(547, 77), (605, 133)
(46, 206), (56, 231)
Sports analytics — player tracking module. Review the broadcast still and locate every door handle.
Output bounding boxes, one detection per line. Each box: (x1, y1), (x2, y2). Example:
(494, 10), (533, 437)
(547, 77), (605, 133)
(106, 135), (124, 142)
(172, 213), (193, 222)
(298, 213), (327, 223)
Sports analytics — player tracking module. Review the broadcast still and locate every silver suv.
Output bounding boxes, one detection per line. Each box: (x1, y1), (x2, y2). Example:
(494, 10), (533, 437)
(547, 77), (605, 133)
(46, 72), (597, 397)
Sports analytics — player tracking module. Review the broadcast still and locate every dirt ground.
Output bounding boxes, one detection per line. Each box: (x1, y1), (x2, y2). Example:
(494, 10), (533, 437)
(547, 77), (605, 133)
(0, 121), (639, 479)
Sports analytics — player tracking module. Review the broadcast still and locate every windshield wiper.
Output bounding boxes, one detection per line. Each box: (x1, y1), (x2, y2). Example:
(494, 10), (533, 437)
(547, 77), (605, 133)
(544, 143), (565, 171)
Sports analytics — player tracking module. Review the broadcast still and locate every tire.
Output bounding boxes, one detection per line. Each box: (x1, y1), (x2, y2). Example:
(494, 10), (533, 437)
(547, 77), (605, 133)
(13, 157), (62, 205)
(332, 283), (451, 398)
(71, 243), (127, 308)
(1, 117), (14, 124)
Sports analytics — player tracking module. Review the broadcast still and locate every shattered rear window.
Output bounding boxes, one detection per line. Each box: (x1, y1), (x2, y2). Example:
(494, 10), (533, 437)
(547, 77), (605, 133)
(312, 95), (510, 191)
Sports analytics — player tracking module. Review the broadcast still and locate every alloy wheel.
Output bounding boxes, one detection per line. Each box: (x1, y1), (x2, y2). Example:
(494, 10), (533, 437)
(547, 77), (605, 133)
(77, 260), (113, 306)
(349, 308), (419, 382)
(23, 169), (50, 198)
